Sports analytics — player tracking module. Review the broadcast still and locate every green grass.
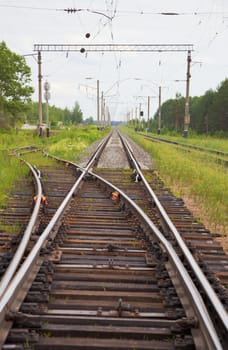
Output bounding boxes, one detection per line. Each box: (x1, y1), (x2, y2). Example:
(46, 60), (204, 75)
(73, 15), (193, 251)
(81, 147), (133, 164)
(121, 127), (228, 234)
(0, 151), (29, 206)
(43, 126), (110, 162)
(0, 151), (30, 233)
(142, 131), (228, 153)
(0, 125), (110, 212)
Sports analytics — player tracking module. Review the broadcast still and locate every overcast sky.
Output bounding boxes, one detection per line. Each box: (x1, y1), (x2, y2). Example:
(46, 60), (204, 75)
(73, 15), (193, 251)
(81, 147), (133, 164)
(1, 0), (228, 121)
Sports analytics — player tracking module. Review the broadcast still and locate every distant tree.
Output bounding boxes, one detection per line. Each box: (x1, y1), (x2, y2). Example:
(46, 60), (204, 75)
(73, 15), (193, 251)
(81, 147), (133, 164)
(0, 41), (34, 128)
(24, 101), (85, 128)
(84, 116), (94, 124)
(71, 101), (83, 124)
(209, 79), (228, 133)
(154, 93), (185, 131)
(156, 79), (228, 135)
(190, 91), (215, 134)
(59, 107), (71, 125)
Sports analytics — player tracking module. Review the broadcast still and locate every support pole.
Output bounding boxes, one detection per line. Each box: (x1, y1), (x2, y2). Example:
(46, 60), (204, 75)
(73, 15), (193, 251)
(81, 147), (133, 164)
(103, 97), (106, 128)
(135, 107), (138, 130)
(158, 86), (161, 134)
(184, 50), (191, 138)
(147, 96), (150, 132)
(38, 51), (43, 136)
(107, 107), (111, 126)
(139, 103), (142, 130)
(97, 80), (100, 129)
(101, 91), (104, 129)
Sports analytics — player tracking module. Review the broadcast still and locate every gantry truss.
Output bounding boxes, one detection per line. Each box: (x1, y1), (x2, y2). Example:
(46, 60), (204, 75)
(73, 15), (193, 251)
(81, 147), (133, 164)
(34, 43), (193, 137)
(34, 43), (194, 53)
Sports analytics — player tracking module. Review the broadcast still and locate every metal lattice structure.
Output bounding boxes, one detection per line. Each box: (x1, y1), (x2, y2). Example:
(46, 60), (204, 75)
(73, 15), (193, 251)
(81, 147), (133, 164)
(34, 43), (194, 137)
(34, 43), (193, 53)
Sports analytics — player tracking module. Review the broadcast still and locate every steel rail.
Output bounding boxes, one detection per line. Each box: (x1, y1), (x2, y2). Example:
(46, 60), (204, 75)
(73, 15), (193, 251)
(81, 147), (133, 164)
(0, 131), (223, 348)
(139, 132), (228, 158)
(0, 159), (42, 299)
(42, 131), (111, 169)
(89, 169), (223, 350)
(119, 133), (228, 331)
(0, 133), (110, 336)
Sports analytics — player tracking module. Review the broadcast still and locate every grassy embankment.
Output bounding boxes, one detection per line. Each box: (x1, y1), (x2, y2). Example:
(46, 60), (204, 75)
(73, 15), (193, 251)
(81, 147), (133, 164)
(0, 126), (110, 228)
(121, 127), (228, 238)
(145, 132), (228, 153)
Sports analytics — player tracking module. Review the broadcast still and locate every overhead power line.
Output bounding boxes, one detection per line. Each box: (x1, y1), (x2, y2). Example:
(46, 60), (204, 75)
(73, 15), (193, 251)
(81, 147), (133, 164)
(63, 8), (113, 20)
(0, 4), (55, 11)
(0, 5), (227, 16)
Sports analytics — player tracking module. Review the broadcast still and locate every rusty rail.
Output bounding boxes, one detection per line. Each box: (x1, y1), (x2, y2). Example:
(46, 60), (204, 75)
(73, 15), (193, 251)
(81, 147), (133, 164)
(0, 134), (110, 345)
(0, 159), (42, 299)
(119, 131), (228, 333)
(0, 131), (226, 349)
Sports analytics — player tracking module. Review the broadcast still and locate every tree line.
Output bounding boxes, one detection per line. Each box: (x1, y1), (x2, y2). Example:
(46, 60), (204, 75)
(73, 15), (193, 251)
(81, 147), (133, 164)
(151, 79), (228, 136)
(0, 41), (92, 130)
(26, 101), (85, 128)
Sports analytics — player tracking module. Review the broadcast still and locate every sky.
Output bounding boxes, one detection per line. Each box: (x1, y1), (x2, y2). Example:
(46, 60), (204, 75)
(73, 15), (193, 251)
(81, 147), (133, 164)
(0, 0), (228, 122)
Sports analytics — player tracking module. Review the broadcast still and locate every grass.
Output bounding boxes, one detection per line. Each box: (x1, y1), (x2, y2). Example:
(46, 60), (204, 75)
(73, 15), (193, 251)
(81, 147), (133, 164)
(0, 151), (29, 206)
(142, 131), (228, 153)
(0, 151), (29, 233)
(0, 125), (110, 214)
(121, 127), (228, 235)
(42, 126), (110, 161)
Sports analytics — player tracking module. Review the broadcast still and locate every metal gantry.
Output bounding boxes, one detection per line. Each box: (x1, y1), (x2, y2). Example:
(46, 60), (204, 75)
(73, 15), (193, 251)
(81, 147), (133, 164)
(33, 43), (194, 135)
(34, 43), (193, 52)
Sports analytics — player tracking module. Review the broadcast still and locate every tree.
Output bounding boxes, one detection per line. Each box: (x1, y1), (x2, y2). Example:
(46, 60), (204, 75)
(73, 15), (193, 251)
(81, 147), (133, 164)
(209, 79), (228, 133)
(63, 107), (72, 125)
(0, 41), (34, 127)
(71, 101), (83, 124)
(155, 79), (228, 135)
(154, 93), (185, 131)
(190, 91), (215, 134)
(84, 116), (94, 124)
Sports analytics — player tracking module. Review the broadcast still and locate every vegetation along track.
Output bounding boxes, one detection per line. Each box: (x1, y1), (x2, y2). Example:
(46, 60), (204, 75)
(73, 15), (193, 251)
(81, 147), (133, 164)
(137, 133), (228, 167)
(0, 130), (227, 349)
(0, 147), (78, 287)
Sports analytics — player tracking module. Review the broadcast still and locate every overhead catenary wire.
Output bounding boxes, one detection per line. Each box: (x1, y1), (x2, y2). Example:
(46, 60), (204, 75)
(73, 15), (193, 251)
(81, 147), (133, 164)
(1, 4), (228, 16)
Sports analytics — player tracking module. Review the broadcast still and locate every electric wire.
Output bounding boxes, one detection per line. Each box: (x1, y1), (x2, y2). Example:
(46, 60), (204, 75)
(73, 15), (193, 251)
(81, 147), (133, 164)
(1, 4), (228, 16)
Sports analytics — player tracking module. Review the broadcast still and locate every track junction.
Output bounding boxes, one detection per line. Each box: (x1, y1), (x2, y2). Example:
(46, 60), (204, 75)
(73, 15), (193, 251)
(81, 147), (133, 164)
(0, 129), (227, 349)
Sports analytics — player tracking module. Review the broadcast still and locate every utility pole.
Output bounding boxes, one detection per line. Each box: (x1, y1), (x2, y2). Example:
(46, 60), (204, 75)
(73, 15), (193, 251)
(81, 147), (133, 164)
(107, 106), (111, 126)
(184, 50), (191, 138)
(101, 91), (104, 129)
(38, 51), (43, 136)
(103, 96), (106, 128)
(158, 86), (162, 134)
(44, 81), (51, 137)
(147, 96), (150, 132)
(139, 103), (143, 130)
(97, 80), (100, 129)
(135, 106), (138, 130)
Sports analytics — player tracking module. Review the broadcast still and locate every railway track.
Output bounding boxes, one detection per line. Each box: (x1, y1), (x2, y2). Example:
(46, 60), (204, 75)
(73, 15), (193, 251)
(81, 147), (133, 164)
(0, 130), (227, 349)
(137, 133), (228, 167)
